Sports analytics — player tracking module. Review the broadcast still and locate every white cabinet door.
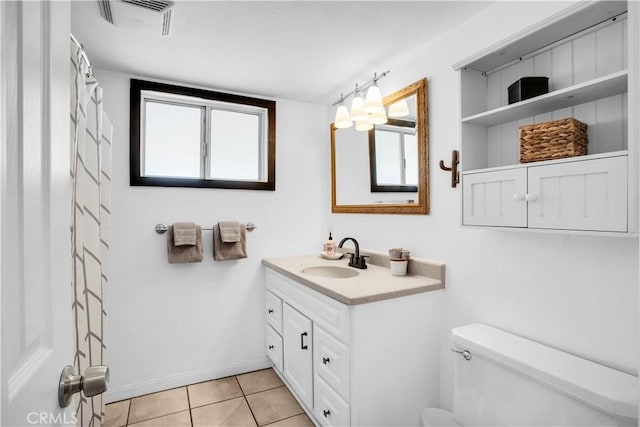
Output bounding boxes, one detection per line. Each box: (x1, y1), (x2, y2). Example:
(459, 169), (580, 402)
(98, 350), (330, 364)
(462, 168), (527, 227)
(527, 156), (628, 231)
(283, 303), (313, 408)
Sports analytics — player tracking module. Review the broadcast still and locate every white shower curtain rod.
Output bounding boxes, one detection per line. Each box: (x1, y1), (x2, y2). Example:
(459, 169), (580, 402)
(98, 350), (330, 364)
(70, 33), (93, 77)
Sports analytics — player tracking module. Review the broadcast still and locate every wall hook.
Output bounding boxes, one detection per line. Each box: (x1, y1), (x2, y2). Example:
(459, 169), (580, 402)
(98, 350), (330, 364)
(439, 150), (460, 188)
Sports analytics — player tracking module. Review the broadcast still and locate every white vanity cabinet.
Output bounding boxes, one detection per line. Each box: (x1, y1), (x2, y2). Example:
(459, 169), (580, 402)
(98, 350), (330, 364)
(463, 152), (628, 231)
(456, 1), (638, 235)
(264, 266), (442, 427)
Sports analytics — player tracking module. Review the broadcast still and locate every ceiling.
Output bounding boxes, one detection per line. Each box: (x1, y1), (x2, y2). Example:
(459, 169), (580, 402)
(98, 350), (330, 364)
(71, 1), (493, 105)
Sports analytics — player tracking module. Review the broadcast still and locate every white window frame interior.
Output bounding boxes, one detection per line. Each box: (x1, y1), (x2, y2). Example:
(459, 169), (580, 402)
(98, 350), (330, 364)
(374, 123), (417, 186)
(205, 102), (268, 182)
(140, 89), (269, 182)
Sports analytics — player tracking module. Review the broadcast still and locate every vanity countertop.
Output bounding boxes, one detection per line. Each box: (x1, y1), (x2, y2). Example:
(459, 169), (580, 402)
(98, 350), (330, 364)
(262, 254), (445, 305)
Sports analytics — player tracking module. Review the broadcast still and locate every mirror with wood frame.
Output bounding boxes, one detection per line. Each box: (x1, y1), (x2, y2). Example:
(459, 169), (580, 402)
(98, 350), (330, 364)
(331, 78), (429, 214)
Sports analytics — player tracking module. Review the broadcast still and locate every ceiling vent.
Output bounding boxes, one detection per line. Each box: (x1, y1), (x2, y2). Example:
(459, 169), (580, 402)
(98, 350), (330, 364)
(97, 0), (173, 37)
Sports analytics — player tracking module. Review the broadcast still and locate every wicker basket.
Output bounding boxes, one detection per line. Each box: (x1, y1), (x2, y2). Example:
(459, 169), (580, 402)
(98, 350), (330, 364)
(519, 117), (588, 163)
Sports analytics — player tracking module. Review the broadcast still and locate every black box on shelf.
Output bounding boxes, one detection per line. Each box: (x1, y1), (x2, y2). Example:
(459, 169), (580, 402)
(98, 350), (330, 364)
(508, 77), (549, 104)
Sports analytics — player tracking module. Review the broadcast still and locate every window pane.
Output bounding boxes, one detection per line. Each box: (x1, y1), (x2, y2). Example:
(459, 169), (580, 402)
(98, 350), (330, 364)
(404, 133), (418, 185)
(144, 102), (201, 178)
(209, 110), (261, 181)
(375, 130), (402, 184)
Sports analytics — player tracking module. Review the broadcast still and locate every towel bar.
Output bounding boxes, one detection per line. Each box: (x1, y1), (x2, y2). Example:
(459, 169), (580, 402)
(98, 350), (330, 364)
(155, 222), (257, 235)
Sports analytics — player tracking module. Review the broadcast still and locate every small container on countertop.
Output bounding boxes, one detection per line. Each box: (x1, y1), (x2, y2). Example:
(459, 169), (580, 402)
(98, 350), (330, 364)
(323, 232), (336, 255)
(390, 259), (408, 276)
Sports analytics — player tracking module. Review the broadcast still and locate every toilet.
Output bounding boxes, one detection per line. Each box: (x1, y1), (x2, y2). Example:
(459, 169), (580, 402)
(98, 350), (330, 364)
(423, 324), (638, 427)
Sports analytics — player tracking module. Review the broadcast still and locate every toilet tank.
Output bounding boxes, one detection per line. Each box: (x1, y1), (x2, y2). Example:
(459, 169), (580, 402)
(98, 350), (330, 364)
(451, 324), (638, 427)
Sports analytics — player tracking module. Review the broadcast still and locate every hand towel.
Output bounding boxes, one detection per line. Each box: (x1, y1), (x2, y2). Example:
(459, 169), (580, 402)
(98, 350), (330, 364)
(167, 225), (203, 263)
(172, 222), (197, 246)
(213, 223), (247, 261)
(218, 221), (241, 243)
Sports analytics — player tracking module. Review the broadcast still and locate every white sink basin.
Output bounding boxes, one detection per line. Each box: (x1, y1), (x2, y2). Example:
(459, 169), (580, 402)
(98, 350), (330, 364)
(300, 265), (360, 279)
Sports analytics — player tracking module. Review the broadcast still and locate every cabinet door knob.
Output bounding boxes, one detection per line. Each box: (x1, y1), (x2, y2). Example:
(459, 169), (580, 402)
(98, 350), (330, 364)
(322, 357), (330, 365)
(268, 309), (274, 314)
(525, 193), (538, 202)
(512, 193), (526, 202)
(268, 345), (274, 350)
(300, 332), (308, 350)
(323, 409), (331, 418)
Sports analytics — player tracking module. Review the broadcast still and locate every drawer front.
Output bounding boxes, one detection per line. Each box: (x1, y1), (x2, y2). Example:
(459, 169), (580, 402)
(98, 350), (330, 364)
(266, 290), (283, 334)
(314, 375), (350, 427)
(266, 268), (350, 344)
(266, 325), (283, 373)
(314, 326), (350, 401)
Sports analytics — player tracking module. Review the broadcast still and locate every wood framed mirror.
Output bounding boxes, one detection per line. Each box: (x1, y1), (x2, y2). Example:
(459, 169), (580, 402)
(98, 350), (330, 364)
(331, 78), (429, 214)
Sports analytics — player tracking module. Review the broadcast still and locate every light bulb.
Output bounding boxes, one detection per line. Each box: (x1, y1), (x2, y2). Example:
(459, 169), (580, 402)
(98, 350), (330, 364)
(388, 99), (410, 117)
(363, 85), (385, 114)
(350, 95), (367, 122)
(355, 119), (373, 131)
(334, 104), (352, 129)
(368, 109), (388, 125)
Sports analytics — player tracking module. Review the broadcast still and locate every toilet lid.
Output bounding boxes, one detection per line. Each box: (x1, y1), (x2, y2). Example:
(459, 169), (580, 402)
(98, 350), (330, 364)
(421, 408), (461, 427)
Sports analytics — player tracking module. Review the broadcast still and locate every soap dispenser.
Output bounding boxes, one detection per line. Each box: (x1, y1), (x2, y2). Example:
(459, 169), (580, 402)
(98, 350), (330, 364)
(324, 233), (336, 255)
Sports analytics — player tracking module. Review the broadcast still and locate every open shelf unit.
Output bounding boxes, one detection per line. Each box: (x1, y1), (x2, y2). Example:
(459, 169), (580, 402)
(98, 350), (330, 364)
(455, 1), (637, 235)
(462, 71), (628, 127)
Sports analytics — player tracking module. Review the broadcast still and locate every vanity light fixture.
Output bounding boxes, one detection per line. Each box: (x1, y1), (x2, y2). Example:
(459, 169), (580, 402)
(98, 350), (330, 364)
(334, 94), (353, 129)
(350, 84), (368, 122)
(355, 119), (374, 131)
(388, 98), (410, 118)
(332, 70), (390, 131)
(363, 83), (385, 115)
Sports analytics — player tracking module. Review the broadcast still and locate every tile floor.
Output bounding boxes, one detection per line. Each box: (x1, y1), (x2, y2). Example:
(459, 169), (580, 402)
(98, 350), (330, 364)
(104, 368), (315, 427)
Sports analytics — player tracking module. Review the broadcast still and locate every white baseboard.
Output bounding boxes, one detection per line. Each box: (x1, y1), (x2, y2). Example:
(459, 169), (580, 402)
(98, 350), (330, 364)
(104, 356), (272, 403)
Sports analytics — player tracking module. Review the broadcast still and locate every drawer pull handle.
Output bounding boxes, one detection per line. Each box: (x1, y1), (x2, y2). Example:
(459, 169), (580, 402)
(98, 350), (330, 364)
(268, 345), (274, 350)
(322, 357), (330, 365)
(301, 332), (308, 350)
(268, 309), (274, 314)
(323, 410), (331, 418)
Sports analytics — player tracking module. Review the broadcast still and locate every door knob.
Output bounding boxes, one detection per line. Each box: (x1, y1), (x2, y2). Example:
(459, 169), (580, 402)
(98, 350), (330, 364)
(58, 365), (109, 408)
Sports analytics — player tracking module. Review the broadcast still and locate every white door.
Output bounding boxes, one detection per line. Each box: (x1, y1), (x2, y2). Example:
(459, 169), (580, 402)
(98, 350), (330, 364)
(462, 168), (527, 227)
(527, 156), (628, 232)
(283, 303), (313, 408)
(1, 2), (77, 425)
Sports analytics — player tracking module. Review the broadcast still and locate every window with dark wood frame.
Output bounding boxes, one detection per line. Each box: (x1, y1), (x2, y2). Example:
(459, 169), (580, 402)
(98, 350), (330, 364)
(368, 118), (418, 193)
(130, 79), (276, 190)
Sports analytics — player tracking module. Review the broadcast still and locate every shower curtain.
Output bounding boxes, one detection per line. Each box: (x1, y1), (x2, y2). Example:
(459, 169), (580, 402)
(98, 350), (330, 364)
(70, 42), (112, 427)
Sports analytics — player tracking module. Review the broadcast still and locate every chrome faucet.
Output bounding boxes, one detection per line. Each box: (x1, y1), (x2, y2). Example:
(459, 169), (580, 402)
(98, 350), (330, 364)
(338, 237), (368, 269)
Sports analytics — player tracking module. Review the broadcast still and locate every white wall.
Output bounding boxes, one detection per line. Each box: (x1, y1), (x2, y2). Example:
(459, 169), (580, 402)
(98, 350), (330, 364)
(97, 69), (330, 401)
(327, 1), (639, 412)
(98, 0), (638, 416)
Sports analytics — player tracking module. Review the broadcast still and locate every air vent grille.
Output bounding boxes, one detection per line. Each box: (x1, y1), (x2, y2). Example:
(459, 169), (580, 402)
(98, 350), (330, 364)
(97, 0), (173, 36)
(97, 0), (113, 24)
(162, 9), (172, 36)
(122, 0), (172, 13)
